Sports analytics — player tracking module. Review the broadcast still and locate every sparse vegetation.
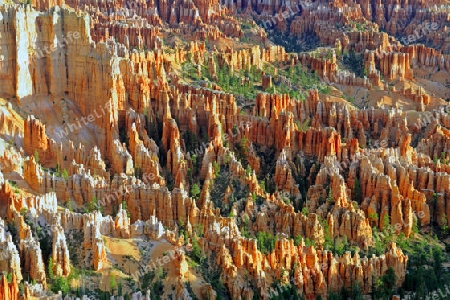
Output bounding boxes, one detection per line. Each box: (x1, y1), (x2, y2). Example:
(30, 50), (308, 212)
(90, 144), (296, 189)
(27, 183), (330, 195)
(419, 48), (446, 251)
(256, 232), (277, 255)
(342, 49), (365, 78)
(3, 4), (450, 300)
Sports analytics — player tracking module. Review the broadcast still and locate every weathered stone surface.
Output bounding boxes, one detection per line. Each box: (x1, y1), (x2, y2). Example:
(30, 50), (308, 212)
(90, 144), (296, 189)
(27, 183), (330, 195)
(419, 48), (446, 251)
(0, 273), (19, 300)
(51, 225), (71, 277)
(2, 0), (450, 297)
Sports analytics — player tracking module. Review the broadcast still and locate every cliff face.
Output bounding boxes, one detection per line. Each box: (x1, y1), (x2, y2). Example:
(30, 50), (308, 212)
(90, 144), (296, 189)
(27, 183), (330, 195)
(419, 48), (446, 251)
(1, 0), (450, 297)
(212, 237), (407, 298)
(0, 218), (22, 284)
(0, 5), (116, 159)
(0, 273), (19, 300)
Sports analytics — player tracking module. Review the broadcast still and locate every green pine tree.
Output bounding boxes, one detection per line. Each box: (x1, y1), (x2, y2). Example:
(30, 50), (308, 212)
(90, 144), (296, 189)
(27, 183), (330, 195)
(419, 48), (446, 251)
(190, 183), (200, 199)
(48, 257), (55, 281)
(109, 274), (117, 295)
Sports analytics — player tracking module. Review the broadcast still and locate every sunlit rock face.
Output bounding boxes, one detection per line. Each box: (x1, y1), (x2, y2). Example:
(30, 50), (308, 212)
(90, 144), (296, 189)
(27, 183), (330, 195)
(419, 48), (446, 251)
(1, 0), (450, 298)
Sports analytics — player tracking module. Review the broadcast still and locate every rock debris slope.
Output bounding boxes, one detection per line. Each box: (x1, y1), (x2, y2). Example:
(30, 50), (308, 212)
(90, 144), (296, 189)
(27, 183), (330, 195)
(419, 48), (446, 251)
(0, 0), (449, 299)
